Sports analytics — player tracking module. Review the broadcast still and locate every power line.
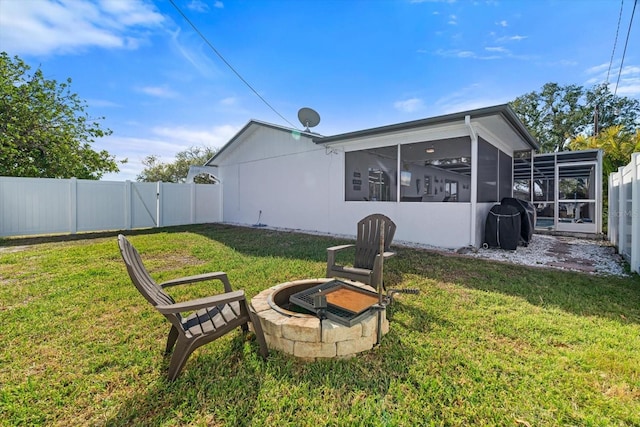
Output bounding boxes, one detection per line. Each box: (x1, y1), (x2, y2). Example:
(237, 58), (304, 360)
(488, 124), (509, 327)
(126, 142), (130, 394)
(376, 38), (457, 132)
(606, 0), (624, 84)
(614, 0), (638, 96)
(168, 0), (299, 129)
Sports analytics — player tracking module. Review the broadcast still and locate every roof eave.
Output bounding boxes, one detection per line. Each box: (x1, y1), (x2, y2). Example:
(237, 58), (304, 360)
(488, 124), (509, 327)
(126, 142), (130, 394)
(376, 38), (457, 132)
(313, 104), (539, 151)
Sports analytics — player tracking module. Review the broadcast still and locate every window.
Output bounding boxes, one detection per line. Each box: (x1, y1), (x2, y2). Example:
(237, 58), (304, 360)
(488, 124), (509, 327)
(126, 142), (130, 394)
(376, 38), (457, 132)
(344, 137), (474, 203)
(498, 150), (512, 200)
(345, 146), (397, 201)
(477, 139), (498, 202)
(399, 138), (471, 202)
(477, 137), (513, 203)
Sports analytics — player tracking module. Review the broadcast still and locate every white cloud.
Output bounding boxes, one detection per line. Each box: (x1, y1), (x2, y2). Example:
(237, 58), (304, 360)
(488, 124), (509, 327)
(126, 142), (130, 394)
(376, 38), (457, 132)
(394, 98), (424, 113)
(152, 125), (240, 147)
(457, 50), (476, 58)
(495, 35), (528, 44)
(582, 62), (640, 97)
(497, 20), (508, 27)
(410, 0), (457, 3)
(0, 0), (164, 56)
(220, 97), (238, 106)
(434, 49), (500, 60)
(96, 124), (240, 181)
(168, 27), (221, 79)
(187, 0), (209, 12)
(485, 46), (509, 54)
(607, 65), (640, 97)
(432, 83), (510, 114)
(87, 98), (122, 108)
(214, 1), (225, 8)
(585, 63), (610, 76)
(136, 85), (179, 98)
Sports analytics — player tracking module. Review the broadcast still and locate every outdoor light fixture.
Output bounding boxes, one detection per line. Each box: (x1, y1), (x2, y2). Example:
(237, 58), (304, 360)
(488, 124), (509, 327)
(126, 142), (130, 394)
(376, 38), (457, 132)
(425, 146), (435, 153)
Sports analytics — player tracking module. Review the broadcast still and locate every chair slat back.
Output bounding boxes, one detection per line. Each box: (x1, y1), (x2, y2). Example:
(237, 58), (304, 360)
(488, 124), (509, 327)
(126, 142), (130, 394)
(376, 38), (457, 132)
(354, 214), (396, 269)
(118, 235), (175, 308)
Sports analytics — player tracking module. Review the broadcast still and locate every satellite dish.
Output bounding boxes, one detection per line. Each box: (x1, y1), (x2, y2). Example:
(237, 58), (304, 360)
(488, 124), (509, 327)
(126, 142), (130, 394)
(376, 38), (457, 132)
(298, 107), (320, 132)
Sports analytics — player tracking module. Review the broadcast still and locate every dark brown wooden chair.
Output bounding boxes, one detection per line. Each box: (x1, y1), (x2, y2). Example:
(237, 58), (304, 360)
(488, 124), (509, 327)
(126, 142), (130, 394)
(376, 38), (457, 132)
(117, 234), (268, 381)
(326, 214), (396, 288)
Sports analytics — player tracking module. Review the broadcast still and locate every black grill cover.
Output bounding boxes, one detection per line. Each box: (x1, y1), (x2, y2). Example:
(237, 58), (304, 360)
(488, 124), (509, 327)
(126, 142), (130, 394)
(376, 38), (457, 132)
(484, 204), (521, 250)
(501, 197), (535, 246)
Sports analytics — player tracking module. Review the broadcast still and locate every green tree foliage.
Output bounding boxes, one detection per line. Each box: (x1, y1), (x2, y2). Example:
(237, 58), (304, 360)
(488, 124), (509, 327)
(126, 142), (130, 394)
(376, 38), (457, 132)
(137, 146), (217, 183)
(510, 82), (640, 153)
(0, 52), (120, 179)
(570, 125), (640, 176)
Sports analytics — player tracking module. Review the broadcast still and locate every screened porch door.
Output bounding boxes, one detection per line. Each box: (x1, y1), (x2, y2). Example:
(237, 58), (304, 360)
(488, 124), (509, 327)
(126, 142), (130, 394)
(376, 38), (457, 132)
(555, 162), (598, 233)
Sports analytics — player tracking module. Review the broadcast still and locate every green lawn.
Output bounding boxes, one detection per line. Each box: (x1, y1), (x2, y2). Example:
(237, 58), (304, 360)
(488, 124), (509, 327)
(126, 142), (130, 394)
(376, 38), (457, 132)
(1, 224), (639, 426)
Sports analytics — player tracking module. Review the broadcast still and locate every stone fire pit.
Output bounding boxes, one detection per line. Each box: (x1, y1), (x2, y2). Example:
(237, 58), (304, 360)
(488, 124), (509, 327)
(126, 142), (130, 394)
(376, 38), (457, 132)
(251, 278), (389, 360)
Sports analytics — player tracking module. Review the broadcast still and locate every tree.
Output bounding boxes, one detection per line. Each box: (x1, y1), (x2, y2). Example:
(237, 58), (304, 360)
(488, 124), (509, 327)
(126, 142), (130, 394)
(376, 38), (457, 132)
(0, 52), (120, 179)
(570, 125), (640, 176)
(137, 146), (217, 183)
(510, 82), (640, 153)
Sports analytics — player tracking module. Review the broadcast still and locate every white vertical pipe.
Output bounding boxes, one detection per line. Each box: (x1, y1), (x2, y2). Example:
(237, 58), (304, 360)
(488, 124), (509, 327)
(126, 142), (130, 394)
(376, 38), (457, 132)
(466, 115), (478, 247)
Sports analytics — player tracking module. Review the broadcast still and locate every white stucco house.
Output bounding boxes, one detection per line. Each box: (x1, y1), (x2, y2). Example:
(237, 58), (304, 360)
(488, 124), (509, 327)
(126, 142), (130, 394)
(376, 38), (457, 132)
(202, 104), (549, 249)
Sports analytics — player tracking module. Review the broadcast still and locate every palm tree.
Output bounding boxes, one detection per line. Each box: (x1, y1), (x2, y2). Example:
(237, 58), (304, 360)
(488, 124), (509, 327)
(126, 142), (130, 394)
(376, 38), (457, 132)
(570, 125), (640, 176)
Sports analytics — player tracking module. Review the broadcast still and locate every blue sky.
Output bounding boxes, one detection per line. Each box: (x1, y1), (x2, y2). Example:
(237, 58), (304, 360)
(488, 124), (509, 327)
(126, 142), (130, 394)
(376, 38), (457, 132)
(1, 0), (639, 181)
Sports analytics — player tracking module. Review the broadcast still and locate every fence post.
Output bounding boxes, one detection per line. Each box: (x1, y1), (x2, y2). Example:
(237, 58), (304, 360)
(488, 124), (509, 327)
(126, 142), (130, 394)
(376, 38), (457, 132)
(190, 182), (196, 224)
(618, 166), (626, 261)
(69, 178), (77, 234)
(124, 180), (132, 230)
(632, 154), (640, 274)
(156, 181), (162, 228)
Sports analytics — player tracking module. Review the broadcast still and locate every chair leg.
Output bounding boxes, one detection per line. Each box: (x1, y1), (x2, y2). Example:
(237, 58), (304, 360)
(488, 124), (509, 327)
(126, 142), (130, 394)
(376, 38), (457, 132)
(248, 305), (269, 358)
(167, 336), (196, 381)
(165, 325), (179, 355)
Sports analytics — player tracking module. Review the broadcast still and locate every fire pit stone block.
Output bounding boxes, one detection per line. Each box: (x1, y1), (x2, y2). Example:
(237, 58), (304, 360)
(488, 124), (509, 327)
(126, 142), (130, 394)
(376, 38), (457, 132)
(250, 291), (271, 313)
(265, 334), (294, 354)
(322, 320), (363, 342)
(360, 311), (389, 338)
(294, 341), (337, 359)
(255, 307), (288, 338)
(282, 317), (321, 342)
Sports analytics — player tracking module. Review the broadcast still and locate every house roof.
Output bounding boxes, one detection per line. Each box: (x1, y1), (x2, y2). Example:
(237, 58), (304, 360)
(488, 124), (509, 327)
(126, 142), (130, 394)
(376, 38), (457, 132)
(313, 104), (539, 150)
(206, 104), (539, 167)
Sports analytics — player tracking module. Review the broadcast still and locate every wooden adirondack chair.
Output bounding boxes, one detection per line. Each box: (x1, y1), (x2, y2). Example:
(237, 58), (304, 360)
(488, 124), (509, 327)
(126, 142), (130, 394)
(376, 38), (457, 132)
(326, 214), (396, 289)
(117, 234), (268, 380)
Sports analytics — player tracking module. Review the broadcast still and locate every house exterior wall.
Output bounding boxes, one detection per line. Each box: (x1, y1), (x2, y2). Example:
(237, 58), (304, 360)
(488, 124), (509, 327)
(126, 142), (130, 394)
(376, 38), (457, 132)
(215, 124), (477, 249)
(212, 108), (537, 250)
(216, 126), (333, 232)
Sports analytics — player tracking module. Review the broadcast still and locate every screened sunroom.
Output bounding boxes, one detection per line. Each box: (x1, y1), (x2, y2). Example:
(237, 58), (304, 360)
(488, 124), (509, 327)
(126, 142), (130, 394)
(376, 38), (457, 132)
(513, 149), (603, 234)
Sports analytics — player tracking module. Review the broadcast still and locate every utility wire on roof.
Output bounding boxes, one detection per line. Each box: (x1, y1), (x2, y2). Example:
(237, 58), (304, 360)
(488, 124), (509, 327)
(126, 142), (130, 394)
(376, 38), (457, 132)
(168, 0), (299, 129)
(606, 0), (625, 84)
(614, 0), (638, 96)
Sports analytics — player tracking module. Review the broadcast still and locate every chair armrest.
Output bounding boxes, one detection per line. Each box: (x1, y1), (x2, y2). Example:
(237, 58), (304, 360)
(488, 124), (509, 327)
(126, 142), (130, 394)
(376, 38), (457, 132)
(382, 251), (396, 259)
(327, 244), (355, 271)
(326, 244), (354, 253)
(155, 290), (246, 314)
(159, 271), (233, 293)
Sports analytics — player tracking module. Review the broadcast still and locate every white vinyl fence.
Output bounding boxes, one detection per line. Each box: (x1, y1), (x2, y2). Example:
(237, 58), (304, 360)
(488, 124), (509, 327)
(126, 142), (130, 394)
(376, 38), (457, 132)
(0, 176), (221, 237)
(609, 153), (640, 274)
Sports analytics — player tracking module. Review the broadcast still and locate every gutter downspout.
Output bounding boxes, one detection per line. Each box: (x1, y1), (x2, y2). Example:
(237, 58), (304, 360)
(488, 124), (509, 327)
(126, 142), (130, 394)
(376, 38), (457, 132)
(465, 115), (479, 247)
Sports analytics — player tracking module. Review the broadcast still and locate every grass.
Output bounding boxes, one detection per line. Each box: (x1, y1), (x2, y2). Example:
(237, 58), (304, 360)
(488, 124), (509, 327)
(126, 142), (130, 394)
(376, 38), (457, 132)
(1, 223), (639, 426)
